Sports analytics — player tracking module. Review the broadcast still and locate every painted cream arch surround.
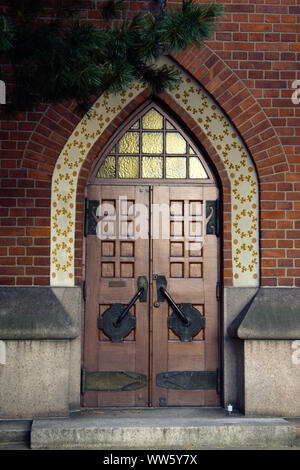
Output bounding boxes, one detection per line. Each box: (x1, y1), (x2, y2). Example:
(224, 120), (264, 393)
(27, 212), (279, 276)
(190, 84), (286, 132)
(50, 57), (259, 287)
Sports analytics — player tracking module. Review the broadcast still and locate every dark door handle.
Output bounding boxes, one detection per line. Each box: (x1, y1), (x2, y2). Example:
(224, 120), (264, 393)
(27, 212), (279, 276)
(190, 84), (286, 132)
(159, 287), (189, 325)
(114, 287), (145, 326)
(98, 276), (148, 342)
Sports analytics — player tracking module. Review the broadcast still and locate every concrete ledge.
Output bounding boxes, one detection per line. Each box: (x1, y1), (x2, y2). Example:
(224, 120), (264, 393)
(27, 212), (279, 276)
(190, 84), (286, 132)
(0, 340), (72, 418)
(30, 409), (296, 449)
(244, 340), (300, 416)
(0, 287), (81, 340)
(228, 288), (300, 339)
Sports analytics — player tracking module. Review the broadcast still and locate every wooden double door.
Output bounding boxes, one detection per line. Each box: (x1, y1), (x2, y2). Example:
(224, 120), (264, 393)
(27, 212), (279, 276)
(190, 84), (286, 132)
(83, 183), (220, 407)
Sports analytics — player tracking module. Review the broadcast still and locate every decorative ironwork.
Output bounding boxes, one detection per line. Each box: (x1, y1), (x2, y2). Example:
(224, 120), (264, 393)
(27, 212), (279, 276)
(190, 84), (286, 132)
(154, 275), (205, 341)
(167, 303), (206, 342)
(154, 274), (167, 303)
(97, 303), (136, 342)
(114, 287), (144, 326)
(206, 199), (219, 236)
(137, 275), (148, 302)
(97, 276), (148, 342)
(84, 198), (99, 236)
(156, 370), (218, 390)
(81, 369), (147, 393)
(160, 287), (189, 325)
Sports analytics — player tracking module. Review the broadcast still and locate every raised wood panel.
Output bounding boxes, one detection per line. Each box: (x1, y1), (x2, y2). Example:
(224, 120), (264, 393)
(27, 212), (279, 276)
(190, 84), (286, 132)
(168, 342), (205, 370)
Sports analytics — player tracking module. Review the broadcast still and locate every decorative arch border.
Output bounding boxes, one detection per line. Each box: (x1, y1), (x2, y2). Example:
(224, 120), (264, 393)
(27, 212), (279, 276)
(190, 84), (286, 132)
(50, 56), (259, 287)
(75, 90), (233, 285)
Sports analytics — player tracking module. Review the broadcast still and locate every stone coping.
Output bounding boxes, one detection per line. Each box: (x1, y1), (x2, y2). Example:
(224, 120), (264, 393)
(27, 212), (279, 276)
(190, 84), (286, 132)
(0, 287), (81, 340)
(1, 286), (299, 341)
(228, 288), (300, 340)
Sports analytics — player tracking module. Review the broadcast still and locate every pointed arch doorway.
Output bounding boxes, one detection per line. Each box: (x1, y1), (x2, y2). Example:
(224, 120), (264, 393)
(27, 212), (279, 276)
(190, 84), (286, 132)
(82, 102), (221, 407)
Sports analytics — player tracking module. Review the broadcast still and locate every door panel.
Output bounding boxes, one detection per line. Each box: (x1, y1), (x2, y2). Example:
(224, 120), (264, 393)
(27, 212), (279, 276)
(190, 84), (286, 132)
(83, 185), (150, 407)
(83, 184), (220, 407)
(151, 186), (219, 406)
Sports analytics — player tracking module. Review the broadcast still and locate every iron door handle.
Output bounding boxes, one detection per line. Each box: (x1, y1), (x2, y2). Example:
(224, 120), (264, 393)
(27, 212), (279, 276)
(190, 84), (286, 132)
(98, 275), (148, 342)
(159, 287), (189, 325)
(114, 287), (144, 326)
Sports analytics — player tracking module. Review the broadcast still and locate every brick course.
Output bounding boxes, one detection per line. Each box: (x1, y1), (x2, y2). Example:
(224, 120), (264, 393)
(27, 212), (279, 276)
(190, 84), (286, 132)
(0, 0), (300, 287)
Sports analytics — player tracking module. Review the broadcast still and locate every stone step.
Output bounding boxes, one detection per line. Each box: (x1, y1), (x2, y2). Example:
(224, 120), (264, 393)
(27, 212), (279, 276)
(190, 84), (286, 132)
(0, 420), (31, 445)
(286, 419), (300, 446)
(30, 408), (296, 450)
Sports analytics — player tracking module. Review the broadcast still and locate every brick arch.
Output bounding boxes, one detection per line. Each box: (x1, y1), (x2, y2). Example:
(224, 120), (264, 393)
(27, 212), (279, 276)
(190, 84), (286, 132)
(20, 46), (288, 186)
(171, 44), (290, 179)
(48, 56), (259, 287)
(21, 101), (84, 176)
(74, 91), (233, 286)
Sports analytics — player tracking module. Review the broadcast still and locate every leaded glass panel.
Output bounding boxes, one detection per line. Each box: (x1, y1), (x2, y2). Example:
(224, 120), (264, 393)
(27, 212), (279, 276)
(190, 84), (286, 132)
(166, 132), (186, 154)
(119, 132), (139, 154)
(96, 106), (210, 181)
(142, 157), (163, 178)
(97, 156), (115, 178)
(189, 157), (208, 179)
(142, 109), (163, 129)
(166, 157), (186, 179)
(119, 157), (139, 178)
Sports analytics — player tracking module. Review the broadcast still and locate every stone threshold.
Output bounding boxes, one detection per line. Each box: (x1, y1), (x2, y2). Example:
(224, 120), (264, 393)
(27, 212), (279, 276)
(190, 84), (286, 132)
(29, 407), (297, 450)
(0, 419), (31, 445)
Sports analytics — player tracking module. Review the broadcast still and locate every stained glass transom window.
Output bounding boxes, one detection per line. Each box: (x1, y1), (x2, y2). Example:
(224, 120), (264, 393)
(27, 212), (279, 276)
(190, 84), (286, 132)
(97, 107), (209, 180)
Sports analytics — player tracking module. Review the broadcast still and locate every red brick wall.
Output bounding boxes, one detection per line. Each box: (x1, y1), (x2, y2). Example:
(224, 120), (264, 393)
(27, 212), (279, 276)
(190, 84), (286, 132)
(0, 0), (300, 287)
(0, 102), (83, 285)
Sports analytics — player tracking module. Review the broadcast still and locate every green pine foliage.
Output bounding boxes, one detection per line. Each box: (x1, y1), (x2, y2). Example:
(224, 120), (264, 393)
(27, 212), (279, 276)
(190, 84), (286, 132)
(0, 15), (14, 53)
(0, 0), (223, 113)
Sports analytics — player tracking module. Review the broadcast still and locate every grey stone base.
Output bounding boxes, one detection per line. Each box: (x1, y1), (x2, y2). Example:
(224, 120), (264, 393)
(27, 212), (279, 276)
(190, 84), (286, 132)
(0, 287), (81, 419)
(0, 340), (72, 418)
(30, 408), (296, 449)
(1, 285), (299, 419)
(224, 287), (300, 417)
(244, 340), (300, 416)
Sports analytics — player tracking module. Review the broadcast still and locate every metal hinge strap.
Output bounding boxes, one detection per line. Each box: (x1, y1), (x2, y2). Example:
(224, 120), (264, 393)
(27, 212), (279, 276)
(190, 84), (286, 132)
(84, 198), (99, 236)
(206, 199), (220, 237)
(81, 369), (147, 393)
(82, 280), (86, 302)
(216, 281), (221, 302)
(217, 367), (221, 395)
(156, 370), (219, 391)
(81, 368), (86, 395)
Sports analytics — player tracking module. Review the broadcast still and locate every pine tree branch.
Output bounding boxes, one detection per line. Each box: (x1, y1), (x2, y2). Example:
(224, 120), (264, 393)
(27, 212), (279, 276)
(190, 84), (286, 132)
(0, 15), (15, 53)
(0, 0), (224, 113)
(157, 0), (224, 53)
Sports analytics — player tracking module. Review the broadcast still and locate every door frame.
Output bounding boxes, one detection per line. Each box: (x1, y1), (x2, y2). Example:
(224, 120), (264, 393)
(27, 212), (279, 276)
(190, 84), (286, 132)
(82, 178), (223, 407)
(48, 59), (261, 410)
(82, 100), (224, 407)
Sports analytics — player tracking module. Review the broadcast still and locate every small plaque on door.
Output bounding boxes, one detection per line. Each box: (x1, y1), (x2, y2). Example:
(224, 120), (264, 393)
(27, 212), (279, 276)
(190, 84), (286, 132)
(108, 280), (127, 287)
